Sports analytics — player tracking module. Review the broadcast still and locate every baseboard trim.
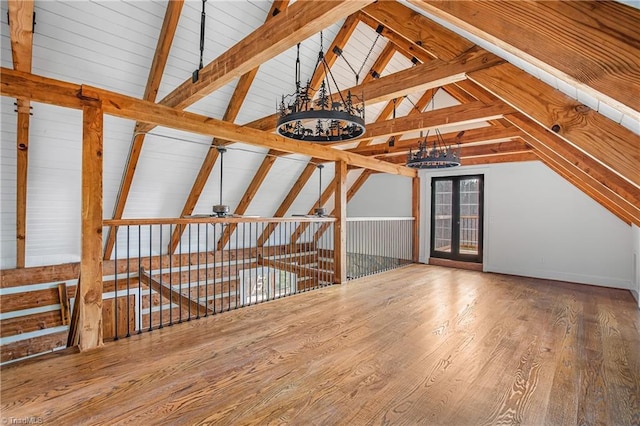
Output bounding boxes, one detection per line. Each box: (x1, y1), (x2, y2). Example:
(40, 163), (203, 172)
(429, 257), (483, 272)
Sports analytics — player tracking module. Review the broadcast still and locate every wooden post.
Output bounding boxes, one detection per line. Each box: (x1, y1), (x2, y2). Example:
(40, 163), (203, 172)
(78, 102), (104, 351)
(334, 161), (347, 283)
(8, 0), (35, 267)
(16, 100), (29, 268)
(412, 175), (420, 263)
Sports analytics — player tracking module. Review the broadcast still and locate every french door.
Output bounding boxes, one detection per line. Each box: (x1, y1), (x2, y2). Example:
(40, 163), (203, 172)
(431, 175), (484, 263)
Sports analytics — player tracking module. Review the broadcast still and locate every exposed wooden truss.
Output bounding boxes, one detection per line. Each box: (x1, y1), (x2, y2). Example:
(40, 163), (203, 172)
(1, 68), (419, 177)
(468, 63), (640, 187)
(1, 0), (638, 277)
(408, 0), (640, 117)
(167, 1), (290, 255)
(8, 0), (34, 268)
(139, 0), (374, 127)
(103, 0), (185, 260)
(206, 9), (361, 252)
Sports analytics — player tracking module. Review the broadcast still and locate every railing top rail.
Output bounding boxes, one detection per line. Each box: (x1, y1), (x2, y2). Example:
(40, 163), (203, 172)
(346, 217), (415, 222)
(103, 216), (337, 226)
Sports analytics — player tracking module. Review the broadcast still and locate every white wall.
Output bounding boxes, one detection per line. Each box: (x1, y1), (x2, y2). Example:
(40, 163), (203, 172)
(416, 161), (634, 290)
(348, 173), (412, 217)
(483, 161), (631, 288)
(347, 162), (633, 291)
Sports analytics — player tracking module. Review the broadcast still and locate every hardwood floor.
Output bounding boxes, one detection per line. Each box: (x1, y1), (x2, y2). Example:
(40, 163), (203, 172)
(2, 265), (639, 425)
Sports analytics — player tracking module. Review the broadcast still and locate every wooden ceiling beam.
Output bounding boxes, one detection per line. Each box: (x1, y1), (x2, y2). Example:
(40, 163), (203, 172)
(461, 151), (538, 166)
(216, 152), (278, 250)
(147, 0), (374, 122)
(354, 87), (436, 149)
(8, 0), (33, 73)
(245, 46), (503, 133)
(382, 151), (538, 165)
(309, 13), (360, 91)
(356, 11), (433, 62)
(350, 126), (522, 157)
(335, 41), (401, 148)
(314, 169), (374, 242)
(335, 45), (503, 106)
(256, 162), (318, 247)
(167, 1), (289, 255)
(103, 0), (185, 260)
(0, 68), (417, 176)
(459, 140), (530, 158)
(167, 147), (220, 253)
(360, 1), (473, 61)
(223, 1), (290, 122)
(234, 22), (398, 248)
(468, 63), (640, 188)
(508, 112), (640, 224)
(354, 42), (403, 148)
(0, 68), (82, 109)
(382, 140), (531, 164)
(290, 176), (338, 243)
(408, 0), (640, 117)
(8, 0), (34, 269)
(362, 100), (514, 140)
(210, 11), (364, 250)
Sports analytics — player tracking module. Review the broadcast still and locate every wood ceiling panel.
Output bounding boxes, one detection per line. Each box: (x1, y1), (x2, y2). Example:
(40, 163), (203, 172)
(409, 0), (640, 116)
(361, 1), (473, 61)
(469, 63), (640, 188)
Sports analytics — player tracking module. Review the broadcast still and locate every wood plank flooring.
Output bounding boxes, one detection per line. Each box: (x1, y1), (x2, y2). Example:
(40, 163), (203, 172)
(1, 265), (639, 425)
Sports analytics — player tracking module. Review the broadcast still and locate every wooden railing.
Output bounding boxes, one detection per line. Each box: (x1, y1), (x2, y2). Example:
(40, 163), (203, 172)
(101, 216), (336, 340)
(1, 215), (419, 363)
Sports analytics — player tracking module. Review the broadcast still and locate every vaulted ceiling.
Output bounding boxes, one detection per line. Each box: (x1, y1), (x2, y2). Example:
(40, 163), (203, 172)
(1, 0), (638, 268)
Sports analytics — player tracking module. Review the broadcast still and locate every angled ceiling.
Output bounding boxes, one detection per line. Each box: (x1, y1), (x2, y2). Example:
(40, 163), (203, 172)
(1, 0), (639, 268)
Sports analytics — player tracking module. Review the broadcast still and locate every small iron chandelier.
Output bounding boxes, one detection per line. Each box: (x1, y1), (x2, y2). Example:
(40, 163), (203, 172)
(406, 130), (461, 169)
(406, 90), (462, 169)
(276, 33), (365, 143)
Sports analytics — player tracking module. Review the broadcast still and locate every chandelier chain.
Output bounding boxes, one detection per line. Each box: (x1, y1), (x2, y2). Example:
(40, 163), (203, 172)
(357, 32), (381, 83)
(276, 31), (365, 143)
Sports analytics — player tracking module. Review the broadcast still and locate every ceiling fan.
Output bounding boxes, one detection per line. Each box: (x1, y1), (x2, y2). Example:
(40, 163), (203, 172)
(185, 146), (257, 219)
(292, 164), (334, 218)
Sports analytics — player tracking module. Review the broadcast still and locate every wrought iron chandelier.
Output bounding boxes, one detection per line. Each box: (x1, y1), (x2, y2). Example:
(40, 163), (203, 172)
(406, 90), (462, 169)
(406, 131), (462, 169)
(276, 33), (365, 143)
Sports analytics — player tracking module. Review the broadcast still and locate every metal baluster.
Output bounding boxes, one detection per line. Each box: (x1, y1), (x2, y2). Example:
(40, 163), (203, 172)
(260, 222), (265, 303)
(196, 223), (201, 319)
(114, 226), (118, 340)
(126, 226), (131, 337)
(169, 224), (173, 326)
(235, 224), (239, 309)
(187, 224), (192, 321)
(137, 226), (142, 334)
(148, 225), (153, 331)
(213, 223), (218, 314)
(205, 223), (209, 316)
(178, 224), (183, 323)
(159, 224), (163, 328)
(242, 222), (247, 307)
(227, 222), (232, 311)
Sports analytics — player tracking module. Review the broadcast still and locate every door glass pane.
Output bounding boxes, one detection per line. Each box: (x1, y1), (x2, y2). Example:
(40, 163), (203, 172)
(459, 178), (480, 255)
(434, 180), (452, 253)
